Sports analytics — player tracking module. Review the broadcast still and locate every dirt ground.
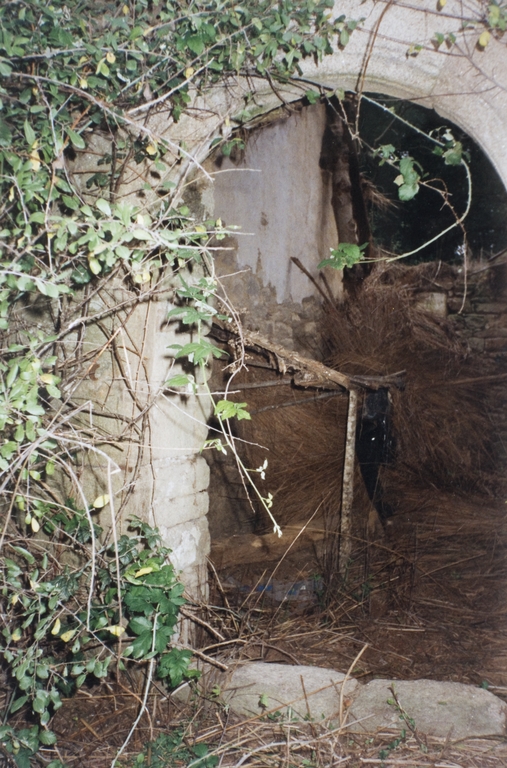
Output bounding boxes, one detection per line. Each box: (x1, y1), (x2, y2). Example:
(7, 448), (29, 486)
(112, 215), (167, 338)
(212, 482), (507, 686)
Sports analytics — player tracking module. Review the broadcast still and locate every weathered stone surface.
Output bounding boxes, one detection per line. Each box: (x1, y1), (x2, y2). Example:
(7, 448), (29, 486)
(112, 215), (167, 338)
(161, 516), (210, 599)
(414, 292), (447, 317)
(472, 301), (507, 314)
(222, 663), (359, 720)
(348, 679), (507, 739)
(485, 337), (507, 352)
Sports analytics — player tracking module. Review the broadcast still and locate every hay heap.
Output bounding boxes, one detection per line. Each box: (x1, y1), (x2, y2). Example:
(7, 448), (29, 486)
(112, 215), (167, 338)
(234, 262), (497, 537)
(323, 263), (497, 496)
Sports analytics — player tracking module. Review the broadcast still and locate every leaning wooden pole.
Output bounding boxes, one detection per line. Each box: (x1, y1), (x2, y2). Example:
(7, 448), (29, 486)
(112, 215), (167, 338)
(339, 388), (359, 576)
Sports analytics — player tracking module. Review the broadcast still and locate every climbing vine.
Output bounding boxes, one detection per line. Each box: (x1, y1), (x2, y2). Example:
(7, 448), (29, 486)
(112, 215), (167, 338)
(0, 0), (363, 765)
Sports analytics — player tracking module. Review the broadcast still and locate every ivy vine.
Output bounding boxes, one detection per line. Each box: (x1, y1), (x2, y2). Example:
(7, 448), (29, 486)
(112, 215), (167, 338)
(0, 0), (363, 765)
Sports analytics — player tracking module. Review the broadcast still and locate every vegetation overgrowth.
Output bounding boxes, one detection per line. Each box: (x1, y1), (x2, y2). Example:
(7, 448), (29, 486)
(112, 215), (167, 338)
(0, 1), (361, 764)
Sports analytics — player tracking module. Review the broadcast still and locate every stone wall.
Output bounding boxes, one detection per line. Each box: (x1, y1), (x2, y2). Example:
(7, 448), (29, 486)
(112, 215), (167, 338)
(443, 262), (507, 461)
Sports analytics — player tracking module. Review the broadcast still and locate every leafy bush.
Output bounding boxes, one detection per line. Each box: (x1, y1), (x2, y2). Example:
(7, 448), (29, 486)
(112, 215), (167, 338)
(0, 512), (195, 763)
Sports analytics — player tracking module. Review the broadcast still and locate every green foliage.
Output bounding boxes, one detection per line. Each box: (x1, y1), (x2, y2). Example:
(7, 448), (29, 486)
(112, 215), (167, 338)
(0, 513), (193, 758)
(214, 399), (251, 421)
(378, 729), (407, 761)
(128, 730), (218, 768)
(318, 242), (368, 270)
(373, 126), (468, 209)
(168, 275), (229, 327)
(432, 129), (467, 167)
(305, 89), (321, 104)
(374, 143), (423, 201)
(394, 156), (421, 201)
(487, 2), (507, 31)
(0, 723), (61, 768)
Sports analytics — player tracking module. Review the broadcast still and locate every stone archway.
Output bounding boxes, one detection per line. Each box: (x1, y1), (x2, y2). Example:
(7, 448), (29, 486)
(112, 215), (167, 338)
(72, 0), (507, 603)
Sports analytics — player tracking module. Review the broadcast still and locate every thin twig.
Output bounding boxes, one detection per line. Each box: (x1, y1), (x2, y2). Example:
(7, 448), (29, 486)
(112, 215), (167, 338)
(339, 643), (369, 728)
(111, 618), (158, 767)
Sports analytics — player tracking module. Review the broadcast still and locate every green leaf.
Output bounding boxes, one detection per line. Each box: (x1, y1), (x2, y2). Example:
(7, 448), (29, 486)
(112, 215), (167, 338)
(33, 690), (50, 714)
(170, 340), (226, 364)
(97, 59), (110, 77)
(399, 156), (419, 184)
(62, 195), (79, 210)
(11, 546), (35, 564)
(187, 34), (205, 55)
(39, 730), (57, 746)
(305, 89), (320, 104)
(130, 630), (153, 659)
(132, 228), (152, 241)
(24, 403), (45, 416)
(0, 59), (12, 77)
(41, 281), (60, 299)
(443, 142), (463, 165)
(10, 695), (28, 713)
(66, 128), (86, 150)
(157, 647), (193, 686)
(6, 362), (19, 388)
(88, 257), (101, 275)
(129, 616), (152, 635)
(259, 692), (270, 708)
(398, 182), (419, 201)
(96, 198), (112, 216)
(1, 442), (17, 459)
(0, 120), (12, 146)
(214, 400), (251, 421)
(166, 374), (193, 387)
(115, 244), (130, 258)
(71, 265), (92, 284)
(318, 242), (367, 270)
(24, 120), (36, 147)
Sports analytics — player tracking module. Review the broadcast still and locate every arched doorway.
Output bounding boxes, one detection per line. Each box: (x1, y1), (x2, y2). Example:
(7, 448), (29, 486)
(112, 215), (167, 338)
(200, 90), (507, 687)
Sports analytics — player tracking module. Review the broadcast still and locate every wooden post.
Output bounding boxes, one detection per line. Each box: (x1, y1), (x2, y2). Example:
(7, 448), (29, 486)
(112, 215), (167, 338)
(339, 388), (359, 575)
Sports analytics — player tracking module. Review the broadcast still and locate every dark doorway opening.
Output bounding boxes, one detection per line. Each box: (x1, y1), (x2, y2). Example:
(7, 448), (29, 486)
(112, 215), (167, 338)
(205, 95), (507, 691)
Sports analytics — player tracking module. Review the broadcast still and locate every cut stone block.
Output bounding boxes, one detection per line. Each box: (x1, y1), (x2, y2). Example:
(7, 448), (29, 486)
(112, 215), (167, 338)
(348, 679), (507, 739)
(222, 662), (359, 721)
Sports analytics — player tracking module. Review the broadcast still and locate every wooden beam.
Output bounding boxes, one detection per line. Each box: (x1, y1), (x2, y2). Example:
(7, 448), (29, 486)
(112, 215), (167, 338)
(219, 324), (405, 392)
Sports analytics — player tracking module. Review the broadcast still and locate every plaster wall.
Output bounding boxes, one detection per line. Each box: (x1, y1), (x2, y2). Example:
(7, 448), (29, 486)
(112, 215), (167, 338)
(203, 102), (340, 353)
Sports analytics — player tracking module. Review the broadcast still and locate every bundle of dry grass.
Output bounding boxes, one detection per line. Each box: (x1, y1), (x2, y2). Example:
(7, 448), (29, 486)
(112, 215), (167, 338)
(234, 261), (496, 539)
(322, 263), (496, 493)
(216, 260), (503, 608)
(233, 371), (351, 532)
